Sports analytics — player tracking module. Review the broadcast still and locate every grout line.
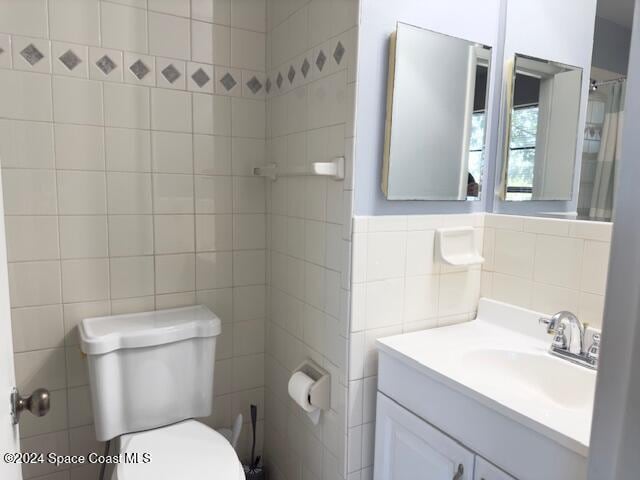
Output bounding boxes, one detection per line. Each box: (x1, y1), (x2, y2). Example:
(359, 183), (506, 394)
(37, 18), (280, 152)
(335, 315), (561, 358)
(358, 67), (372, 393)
(100, 78), (114, 318)
(146, 79), (157, 311)
(190, 90), (198, 299)
(45, 43), (74, 453)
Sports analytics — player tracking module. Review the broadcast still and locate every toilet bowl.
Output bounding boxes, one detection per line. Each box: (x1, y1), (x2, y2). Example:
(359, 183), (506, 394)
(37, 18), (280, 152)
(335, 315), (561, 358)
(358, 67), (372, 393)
(112, 420), (244, 480)
(79, 306), (244, 479)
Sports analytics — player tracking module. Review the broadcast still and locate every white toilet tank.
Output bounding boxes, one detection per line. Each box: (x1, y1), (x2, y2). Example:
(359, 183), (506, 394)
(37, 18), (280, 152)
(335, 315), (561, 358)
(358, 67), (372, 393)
(79, 306), (221, 441)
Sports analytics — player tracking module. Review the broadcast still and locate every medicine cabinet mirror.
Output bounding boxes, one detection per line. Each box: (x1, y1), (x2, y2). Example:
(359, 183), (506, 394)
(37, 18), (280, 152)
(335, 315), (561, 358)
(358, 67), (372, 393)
(382, 23), (492, 201)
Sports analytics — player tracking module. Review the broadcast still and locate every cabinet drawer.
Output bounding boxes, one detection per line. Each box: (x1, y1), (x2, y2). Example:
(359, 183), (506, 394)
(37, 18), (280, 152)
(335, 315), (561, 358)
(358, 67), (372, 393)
(474, 457), (516, 480)
(374, 392), (475, 480)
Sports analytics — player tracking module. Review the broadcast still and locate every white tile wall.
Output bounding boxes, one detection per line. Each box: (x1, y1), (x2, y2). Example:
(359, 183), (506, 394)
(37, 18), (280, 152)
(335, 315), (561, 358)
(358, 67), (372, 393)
(346, 214), (483, 479)
(100, 2), (148, 53)
(49, 0), (100, 46)
(0, 0), (269, 476)
(483, 214), (612, 329)
(0, 70), (53, 121)
(265, 1), (358, 478)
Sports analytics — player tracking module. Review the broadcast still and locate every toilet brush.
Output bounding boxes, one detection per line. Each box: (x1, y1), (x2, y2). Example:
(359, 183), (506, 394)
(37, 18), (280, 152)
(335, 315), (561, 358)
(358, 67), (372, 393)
(243, 404), (264, 479)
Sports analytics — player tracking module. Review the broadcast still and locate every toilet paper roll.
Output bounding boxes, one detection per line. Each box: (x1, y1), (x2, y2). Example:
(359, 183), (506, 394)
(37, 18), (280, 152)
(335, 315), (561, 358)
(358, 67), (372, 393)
(288, 371), (317, 413)
(288, 372), (322, 425)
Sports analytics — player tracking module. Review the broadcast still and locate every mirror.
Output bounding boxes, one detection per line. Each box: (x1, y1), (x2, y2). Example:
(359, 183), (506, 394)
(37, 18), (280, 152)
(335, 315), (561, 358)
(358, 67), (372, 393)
(501, 54), (584, 201)
(382, 23), (492, 201)
(576, 78), (625, 222)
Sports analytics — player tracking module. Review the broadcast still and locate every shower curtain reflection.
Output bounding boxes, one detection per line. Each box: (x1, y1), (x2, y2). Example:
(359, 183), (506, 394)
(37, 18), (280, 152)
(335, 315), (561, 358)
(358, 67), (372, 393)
(578, 80), (626, 221)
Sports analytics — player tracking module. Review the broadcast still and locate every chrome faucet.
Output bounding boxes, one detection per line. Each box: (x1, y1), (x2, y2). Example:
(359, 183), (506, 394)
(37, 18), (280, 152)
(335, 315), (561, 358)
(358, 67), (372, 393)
(539, 311), (600, 370)
(539, 311), (585, 355)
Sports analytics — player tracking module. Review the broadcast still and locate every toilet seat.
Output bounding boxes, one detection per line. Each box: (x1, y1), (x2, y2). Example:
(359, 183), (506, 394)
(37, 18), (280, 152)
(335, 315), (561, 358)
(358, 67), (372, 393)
(114, 420), (245, 480)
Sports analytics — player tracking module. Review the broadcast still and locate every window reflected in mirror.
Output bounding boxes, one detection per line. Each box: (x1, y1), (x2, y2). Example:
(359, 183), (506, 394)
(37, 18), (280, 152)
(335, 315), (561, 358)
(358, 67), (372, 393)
(502, 54), (583, 201)
(507, 104), (539, 200)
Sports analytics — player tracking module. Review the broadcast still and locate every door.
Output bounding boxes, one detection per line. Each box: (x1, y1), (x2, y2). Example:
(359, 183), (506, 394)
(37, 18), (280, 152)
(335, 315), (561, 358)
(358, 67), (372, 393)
(474, 457), (516, 480)
(0, 170), (21, 478)
(374, 393), (474, 480)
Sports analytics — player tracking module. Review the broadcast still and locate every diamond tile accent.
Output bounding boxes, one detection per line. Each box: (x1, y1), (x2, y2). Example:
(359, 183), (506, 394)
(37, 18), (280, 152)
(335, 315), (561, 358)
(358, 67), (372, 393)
(301, 58), (310, 78)
(246, 76), (263, 94)
(130, 59), (150, 80)
(96, 55), (116, 75)
(288, 65), (296, 84)
(59, 49), (81, 71)
(162, 64), (181, 84)
(334, 41), (345, 65)
(192, 68), (211, 88)
(265, 77), (272, 94)
(20, 44), (44, 66)
(316, 50), (327, 71)
(276, 72), (283, 89)
(219, 72), (236, 91)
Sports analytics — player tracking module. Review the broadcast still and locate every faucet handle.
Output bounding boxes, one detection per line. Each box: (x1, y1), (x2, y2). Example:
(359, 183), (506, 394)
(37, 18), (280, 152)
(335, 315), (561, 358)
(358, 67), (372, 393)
(552, 323), (568, 349)
(587, 333), (601, 363)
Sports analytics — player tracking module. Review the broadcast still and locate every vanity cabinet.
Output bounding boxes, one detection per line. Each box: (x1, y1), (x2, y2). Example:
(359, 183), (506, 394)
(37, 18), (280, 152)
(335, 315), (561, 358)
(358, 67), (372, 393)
(375, 393), (516, 480)
(374, 393), (475, 479)
(374, 300), (591, 480)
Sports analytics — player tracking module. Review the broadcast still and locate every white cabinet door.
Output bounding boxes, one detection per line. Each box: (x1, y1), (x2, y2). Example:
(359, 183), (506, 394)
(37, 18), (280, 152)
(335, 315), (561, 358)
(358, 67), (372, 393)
(374, 393), (474, 480)
(474, 457), (516, 480)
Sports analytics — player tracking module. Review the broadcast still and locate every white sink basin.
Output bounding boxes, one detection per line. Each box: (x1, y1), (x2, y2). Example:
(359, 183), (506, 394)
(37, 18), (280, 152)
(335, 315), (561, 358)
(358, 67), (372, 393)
(376, 299), (598, 463)
(458, 349), (595, 410)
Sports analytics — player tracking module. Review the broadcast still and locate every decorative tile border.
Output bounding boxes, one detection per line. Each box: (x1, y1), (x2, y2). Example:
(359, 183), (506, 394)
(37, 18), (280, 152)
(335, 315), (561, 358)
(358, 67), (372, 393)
(0, 33), (11, 69)
(333, 41), (345, 64)
(300, 57), (311, 79)
(124, 51), (155, 86)
(20, 43), (44, 66)
(52, 42), (88, 78)
(96, 54), (116, 75)
(156, 57), (185, 90)
(0, 34), (266, 100)
(90, 47), (123, 82)
(315, 49), (327, 72)
(161, 63), (181, 83)
(187, 62), (214, 93)
(12, 36), (50, 73)
(214, 66), (242, 96)
(58, 49), (81, 70)
(265, 33), (351, 98)
(243, 71), (265, 98)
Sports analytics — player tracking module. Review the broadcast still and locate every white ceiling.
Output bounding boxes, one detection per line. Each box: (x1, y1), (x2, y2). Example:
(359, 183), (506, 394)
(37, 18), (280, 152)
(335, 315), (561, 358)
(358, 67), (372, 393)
(597, 0), (635, 28)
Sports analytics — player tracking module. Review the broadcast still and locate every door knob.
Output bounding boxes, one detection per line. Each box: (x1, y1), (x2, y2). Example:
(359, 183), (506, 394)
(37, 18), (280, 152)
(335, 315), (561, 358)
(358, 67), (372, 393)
(11, 388), (50, 425)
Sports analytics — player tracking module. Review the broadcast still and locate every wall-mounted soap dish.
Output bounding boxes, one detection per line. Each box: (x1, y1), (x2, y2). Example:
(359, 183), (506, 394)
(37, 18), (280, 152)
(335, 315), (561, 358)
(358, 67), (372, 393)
(436, 227), (484, 267)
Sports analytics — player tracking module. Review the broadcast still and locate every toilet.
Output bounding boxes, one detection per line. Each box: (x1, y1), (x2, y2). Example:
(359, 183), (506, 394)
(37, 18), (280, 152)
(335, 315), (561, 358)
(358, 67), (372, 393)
(79, 305), (245, 480)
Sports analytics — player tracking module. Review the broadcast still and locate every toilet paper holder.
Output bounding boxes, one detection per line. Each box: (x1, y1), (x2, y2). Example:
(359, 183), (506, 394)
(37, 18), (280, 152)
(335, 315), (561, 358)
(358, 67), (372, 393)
(293, 360), (331, 412)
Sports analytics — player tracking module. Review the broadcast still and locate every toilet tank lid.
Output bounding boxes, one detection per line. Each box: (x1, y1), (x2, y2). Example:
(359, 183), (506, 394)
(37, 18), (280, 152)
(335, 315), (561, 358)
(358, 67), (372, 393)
(79, 305), (221, 355)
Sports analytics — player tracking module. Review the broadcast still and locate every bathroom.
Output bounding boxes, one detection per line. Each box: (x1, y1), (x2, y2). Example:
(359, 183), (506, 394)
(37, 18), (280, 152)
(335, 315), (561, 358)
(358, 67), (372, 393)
(0, 0), (637, 479)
